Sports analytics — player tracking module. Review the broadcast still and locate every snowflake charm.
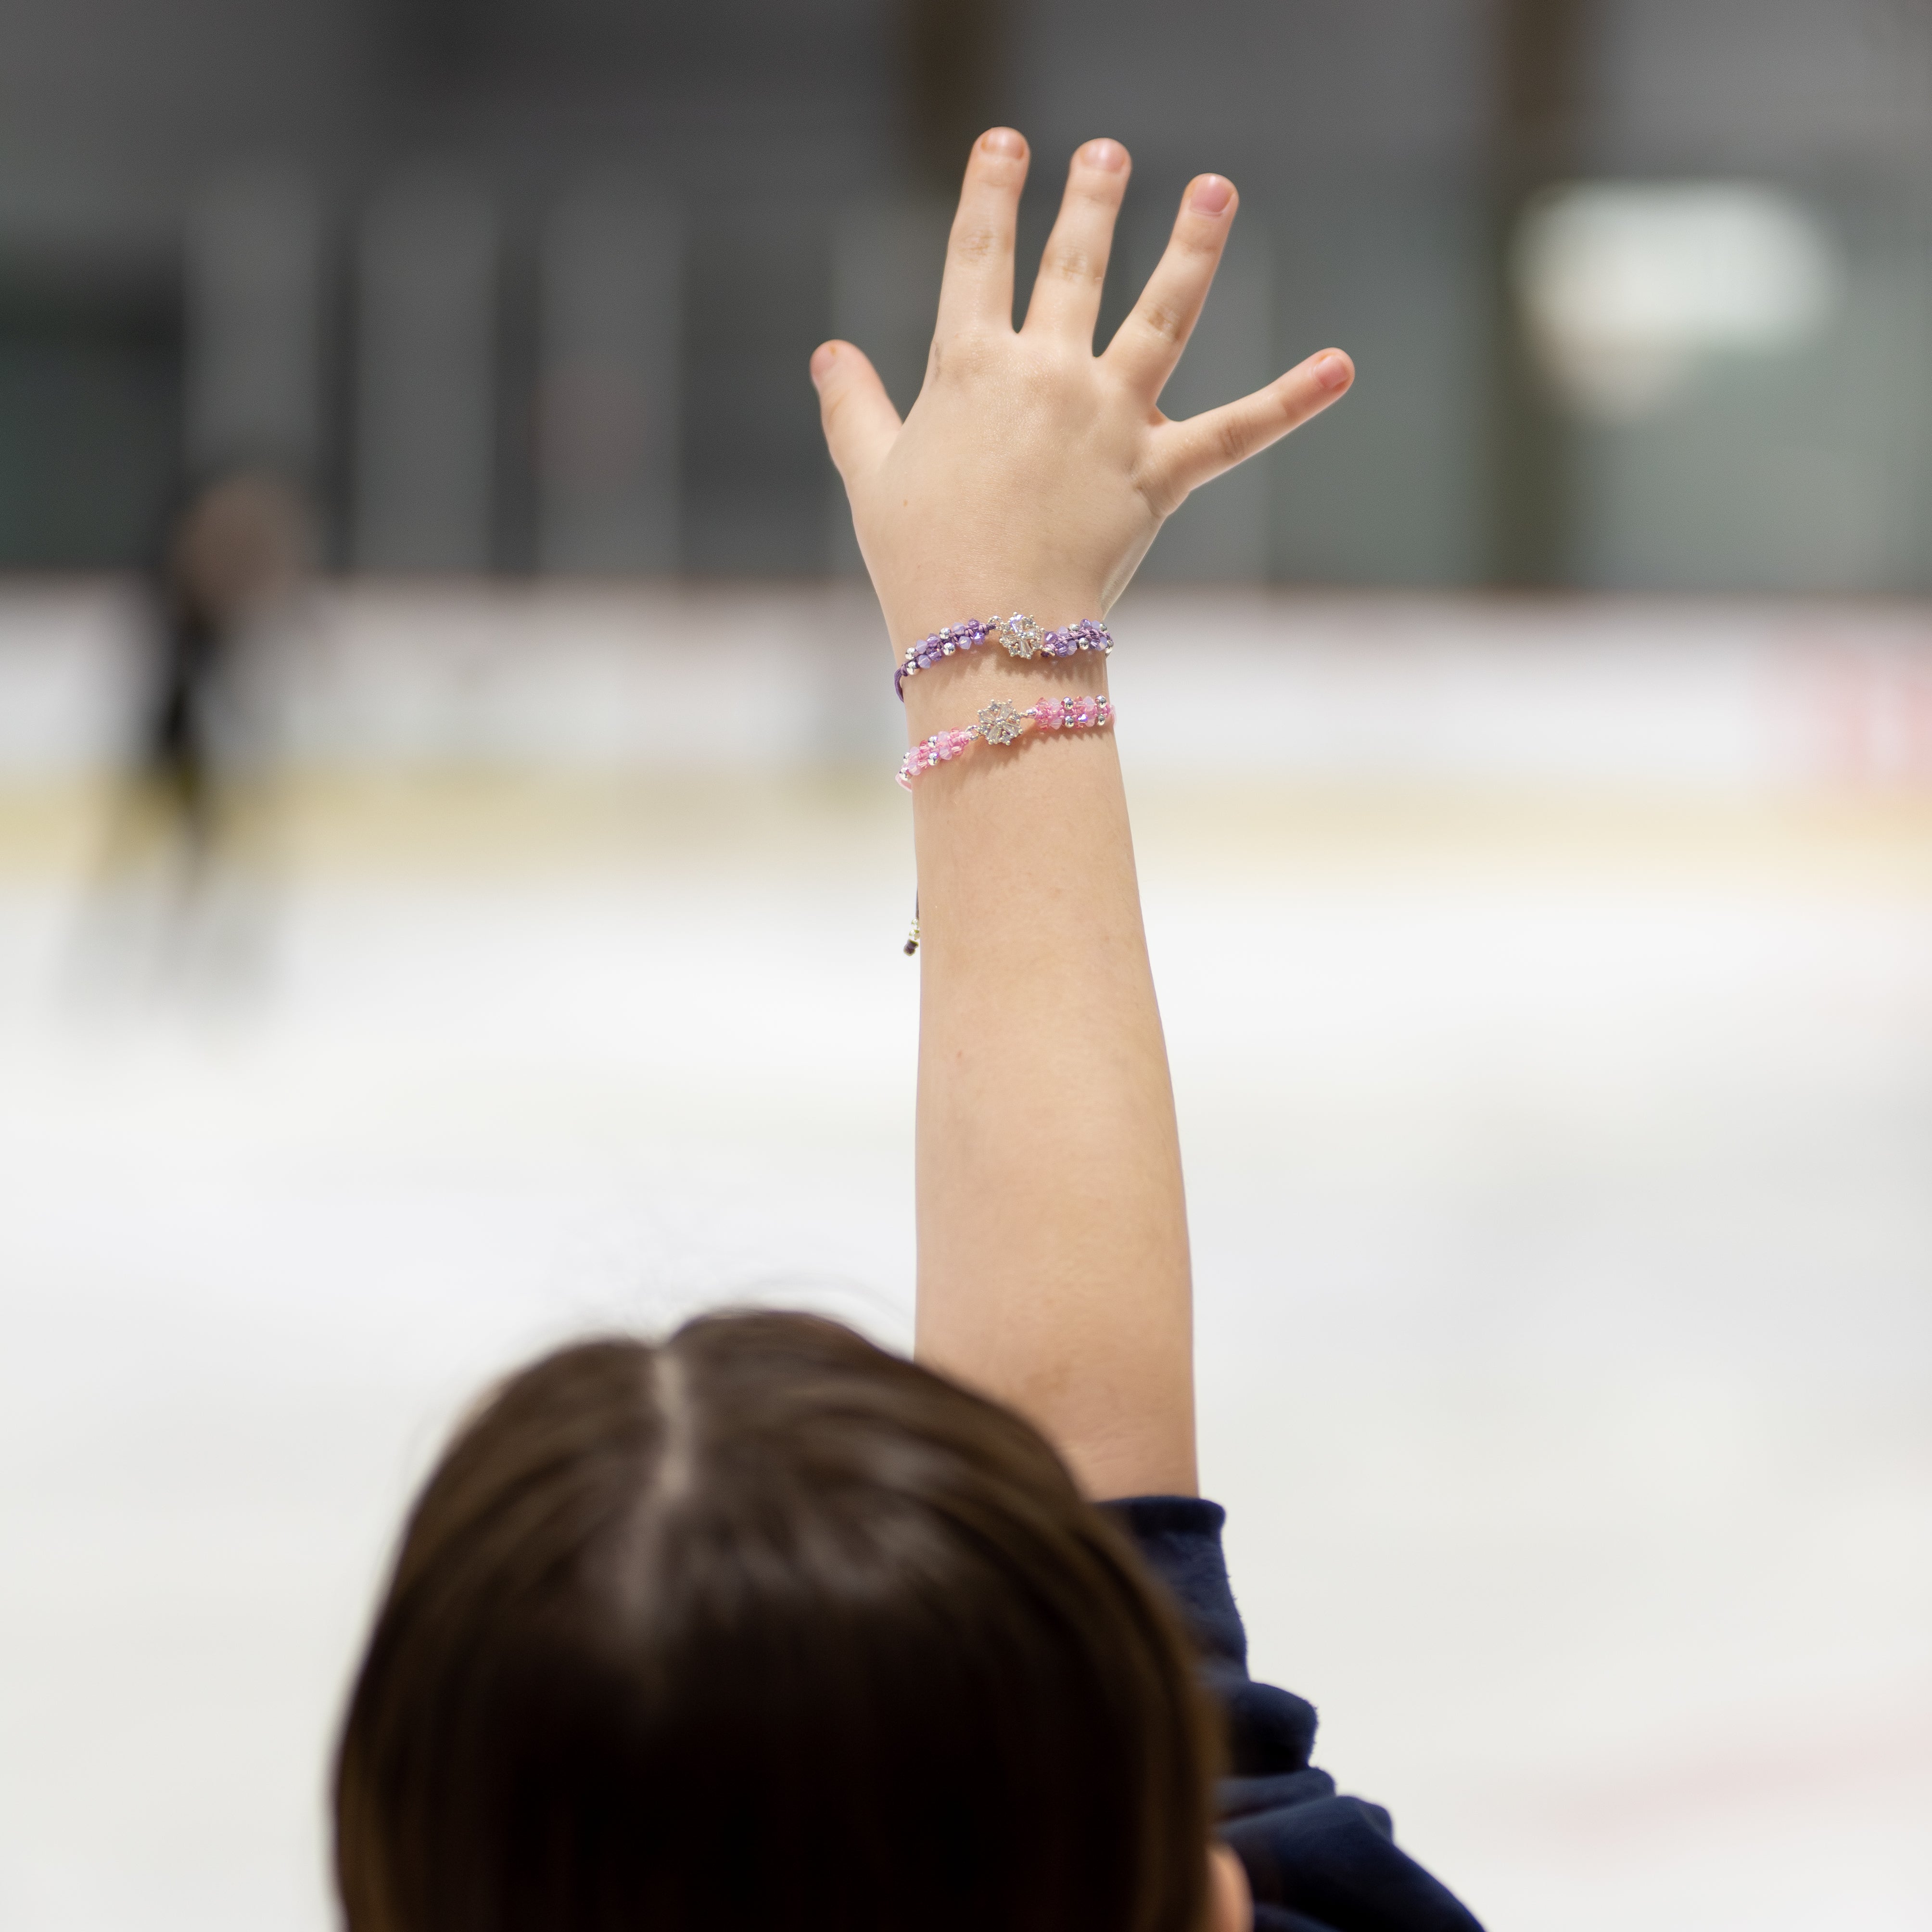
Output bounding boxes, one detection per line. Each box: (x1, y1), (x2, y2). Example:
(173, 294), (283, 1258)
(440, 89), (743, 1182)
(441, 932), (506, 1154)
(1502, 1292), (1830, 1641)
(975, 699), (1028, 746)
(995, 611), (1044, 659)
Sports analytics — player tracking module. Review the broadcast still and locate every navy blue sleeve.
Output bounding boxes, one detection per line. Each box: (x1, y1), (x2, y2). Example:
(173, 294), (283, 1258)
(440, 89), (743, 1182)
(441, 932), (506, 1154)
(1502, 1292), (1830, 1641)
(1103, 1497), (1485, 1932)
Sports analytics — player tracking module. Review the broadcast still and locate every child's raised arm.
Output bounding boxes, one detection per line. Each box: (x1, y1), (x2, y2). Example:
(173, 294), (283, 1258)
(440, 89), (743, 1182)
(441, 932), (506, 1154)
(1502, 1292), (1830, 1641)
(814, 128), (1351, 1500)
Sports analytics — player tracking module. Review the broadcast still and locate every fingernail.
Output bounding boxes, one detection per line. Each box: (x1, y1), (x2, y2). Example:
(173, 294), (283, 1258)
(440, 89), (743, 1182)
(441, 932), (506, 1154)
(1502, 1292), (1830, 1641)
(980, 127), (1026, 158)
(1189, 174), (1234, 216)
(1080, 138), (1127, 173)
(810, 342), (839, 384)
(1314, 351), (1352, 391)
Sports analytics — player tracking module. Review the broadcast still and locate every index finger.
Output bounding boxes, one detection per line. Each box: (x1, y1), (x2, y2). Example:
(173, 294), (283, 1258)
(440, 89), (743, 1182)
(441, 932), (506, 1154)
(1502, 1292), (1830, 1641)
(934, 127), (1030, 338)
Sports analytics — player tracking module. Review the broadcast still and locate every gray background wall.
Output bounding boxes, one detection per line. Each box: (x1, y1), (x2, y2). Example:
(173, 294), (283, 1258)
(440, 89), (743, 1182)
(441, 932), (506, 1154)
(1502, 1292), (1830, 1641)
(0, 0), (1927, 590)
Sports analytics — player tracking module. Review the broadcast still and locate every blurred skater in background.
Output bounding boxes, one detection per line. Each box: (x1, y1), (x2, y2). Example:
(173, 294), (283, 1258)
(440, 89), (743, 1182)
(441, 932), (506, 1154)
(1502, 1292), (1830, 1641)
(73, 463), (314, 1000)
(147, 465), (311, 856)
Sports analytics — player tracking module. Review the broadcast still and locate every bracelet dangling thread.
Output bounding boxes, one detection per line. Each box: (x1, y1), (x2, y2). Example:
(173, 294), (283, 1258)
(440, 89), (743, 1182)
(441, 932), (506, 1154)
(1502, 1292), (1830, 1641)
(895, 695), (1114, 952)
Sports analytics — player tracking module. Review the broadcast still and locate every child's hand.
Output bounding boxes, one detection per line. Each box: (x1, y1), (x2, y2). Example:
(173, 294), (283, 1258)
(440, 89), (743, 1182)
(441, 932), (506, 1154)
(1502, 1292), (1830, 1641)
(813, 127), (1352, 650)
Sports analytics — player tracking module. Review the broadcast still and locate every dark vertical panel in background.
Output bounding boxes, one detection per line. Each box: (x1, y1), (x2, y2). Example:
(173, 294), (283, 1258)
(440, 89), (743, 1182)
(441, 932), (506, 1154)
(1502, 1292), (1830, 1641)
(684, 203), (831, 574)
(898, 0), (1009, 189)
(1488, 0), (1591, 585)
(1273, 173), (1493, 587)
(494, 210), (542, 575)
(0, 268), (182, 567)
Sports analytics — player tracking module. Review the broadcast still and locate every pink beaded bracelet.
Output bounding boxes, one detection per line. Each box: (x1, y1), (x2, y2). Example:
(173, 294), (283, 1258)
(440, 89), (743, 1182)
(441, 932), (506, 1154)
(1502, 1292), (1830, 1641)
(896, 693), (1114, 788)
(894, 612), (1112, 699)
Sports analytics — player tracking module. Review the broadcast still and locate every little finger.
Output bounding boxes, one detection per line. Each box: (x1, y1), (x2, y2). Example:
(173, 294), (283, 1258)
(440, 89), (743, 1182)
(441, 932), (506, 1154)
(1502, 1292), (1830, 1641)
(1145, 349), (1354, 513)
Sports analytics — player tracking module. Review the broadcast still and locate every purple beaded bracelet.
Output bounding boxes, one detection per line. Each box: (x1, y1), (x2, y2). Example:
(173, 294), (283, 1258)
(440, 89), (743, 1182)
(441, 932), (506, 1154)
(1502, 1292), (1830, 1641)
(897, 693), (1113, 789)
(894, 611), (1112, 700)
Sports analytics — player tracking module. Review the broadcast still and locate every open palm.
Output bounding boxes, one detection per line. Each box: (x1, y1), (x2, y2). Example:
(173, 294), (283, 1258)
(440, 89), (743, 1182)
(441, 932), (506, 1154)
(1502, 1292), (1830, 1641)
(813, 127), (1353, 648)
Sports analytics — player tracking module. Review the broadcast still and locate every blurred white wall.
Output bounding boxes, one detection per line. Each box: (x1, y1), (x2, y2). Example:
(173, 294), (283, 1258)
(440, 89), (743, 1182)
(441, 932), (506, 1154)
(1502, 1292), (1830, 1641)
(4, 583), (1932, 789)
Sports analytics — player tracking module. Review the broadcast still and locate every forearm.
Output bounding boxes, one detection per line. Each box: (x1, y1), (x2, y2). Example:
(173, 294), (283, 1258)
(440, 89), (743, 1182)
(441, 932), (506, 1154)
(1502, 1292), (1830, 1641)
(898, 636), (1194, 1498)
(815, 125), (1350, 1504)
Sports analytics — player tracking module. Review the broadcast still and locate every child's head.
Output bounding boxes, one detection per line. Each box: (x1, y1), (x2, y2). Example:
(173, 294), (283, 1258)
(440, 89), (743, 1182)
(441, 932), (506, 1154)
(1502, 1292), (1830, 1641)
(335, 1310), (1221, 1932)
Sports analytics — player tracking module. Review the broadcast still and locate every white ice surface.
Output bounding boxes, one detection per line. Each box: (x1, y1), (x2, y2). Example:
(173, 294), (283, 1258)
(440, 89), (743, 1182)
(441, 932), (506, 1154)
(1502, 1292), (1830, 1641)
(1, 692), (1930, 1932)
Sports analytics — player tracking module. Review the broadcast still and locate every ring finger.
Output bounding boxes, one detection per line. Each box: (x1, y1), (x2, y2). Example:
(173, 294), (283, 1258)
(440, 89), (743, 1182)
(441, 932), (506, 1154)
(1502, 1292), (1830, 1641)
(1102, 174), (1237, 399)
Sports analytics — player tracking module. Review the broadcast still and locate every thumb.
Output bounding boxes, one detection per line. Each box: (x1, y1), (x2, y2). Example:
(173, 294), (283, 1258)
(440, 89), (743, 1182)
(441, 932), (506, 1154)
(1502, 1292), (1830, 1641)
(811, 341), (900, 484)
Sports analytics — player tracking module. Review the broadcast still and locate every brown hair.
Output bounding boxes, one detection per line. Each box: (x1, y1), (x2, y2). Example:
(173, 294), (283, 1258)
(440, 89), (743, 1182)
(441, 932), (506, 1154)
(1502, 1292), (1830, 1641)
(334, 1310), (1219, 1932)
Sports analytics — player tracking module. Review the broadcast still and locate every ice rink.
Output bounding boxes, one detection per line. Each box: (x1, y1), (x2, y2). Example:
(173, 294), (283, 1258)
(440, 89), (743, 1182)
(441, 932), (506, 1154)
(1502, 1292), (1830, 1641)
(1, 586), (1929, 1932)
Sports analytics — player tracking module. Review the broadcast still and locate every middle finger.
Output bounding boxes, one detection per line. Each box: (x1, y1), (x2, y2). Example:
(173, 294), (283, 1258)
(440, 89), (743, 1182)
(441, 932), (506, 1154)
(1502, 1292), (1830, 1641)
(1021, 140), (1132, 345)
